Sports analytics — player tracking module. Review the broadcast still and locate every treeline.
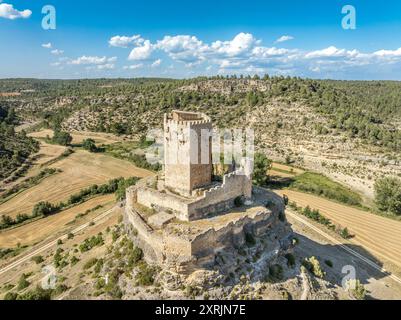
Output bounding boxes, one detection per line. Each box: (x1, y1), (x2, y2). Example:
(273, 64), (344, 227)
(2, 77), (400, 152)
(0, 176), (139, 230)
(0, 105), (39, 180)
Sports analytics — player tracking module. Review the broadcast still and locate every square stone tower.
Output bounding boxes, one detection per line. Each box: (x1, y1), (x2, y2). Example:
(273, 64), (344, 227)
(164, 110), (212, 195)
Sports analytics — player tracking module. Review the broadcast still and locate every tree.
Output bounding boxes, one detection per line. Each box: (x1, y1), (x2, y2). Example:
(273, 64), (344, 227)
(252, 153), (272, 186)
(374, 177), (401, 215)
(82, 138), (98, 152)
(52, 130), (72, 146)
(32, 201), (56, 217)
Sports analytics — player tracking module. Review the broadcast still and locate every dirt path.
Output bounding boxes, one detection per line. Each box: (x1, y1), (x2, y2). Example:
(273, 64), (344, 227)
(276, 189), (401, 268)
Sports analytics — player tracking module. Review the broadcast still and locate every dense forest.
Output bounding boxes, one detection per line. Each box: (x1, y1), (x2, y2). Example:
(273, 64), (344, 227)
(0, 76), (400, 153)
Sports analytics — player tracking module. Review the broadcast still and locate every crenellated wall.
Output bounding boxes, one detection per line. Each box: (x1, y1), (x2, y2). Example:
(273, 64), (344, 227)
(136, 168), (252, 221)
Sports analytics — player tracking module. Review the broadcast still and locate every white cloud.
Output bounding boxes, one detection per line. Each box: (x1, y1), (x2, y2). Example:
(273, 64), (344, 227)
(128, 40), (153, 60)
(0, 2), (31, 20)
(42, 43), (52, 49)
(70, 55), (116, 65)
(51, 49), (64, 55)
(305, 46), (360, 59)
(373, 47), (401, 57)
(276, 35), (294, 43)
(109, 35), (144, 48)
(97, 63), (115, 70)
(211, 33), (259, 57)
(151, 59), (162, 67)
(156, 35), (208, 63)
(123, 64), (143, 70)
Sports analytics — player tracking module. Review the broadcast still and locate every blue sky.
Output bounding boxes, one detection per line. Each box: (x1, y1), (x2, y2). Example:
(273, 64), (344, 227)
(1, 0), (401, 79)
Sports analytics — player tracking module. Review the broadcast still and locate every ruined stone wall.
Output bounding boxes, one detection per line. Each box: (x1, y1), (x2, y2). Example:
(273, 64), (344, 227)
(190, 210), (275, 267)
(188, 169), (251, 220)
(136, 169), (252, 221)
(136, 187), (190, 221)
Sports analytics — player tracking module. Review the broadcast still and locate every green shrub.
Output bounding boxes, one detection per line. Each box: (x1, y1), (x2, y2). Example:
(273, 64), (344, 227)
(291, 172), (361, 206)
(17, 274), (30, 291)
(346, 279), (367, 300)
(83, 258), (98, 270)
(135, 262), (157, 286)
(31, 255), (44, 264)
(302, 256), (325, 278)
(374, 177), (401, 215)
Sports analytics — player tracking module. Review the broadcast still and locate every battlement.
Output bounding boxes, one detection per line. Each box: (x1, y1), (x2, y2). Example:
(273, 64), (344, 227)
(164, 110), (211, 127)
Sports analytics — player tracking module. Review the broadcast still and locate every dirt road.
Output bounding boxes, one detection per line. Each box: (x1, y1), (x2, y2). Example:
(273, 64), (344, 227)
(276, 189), (401, 268)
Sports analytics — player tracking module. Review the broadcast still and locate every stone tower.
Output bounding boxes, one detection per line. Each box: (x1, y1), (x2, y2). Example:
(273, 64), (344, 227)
(164, 110), (212, 195)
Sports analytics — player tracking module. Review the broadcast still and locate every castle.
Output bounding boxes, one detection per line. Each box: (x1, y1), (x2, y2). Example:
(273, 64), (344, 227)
(124, 111), (291, 274)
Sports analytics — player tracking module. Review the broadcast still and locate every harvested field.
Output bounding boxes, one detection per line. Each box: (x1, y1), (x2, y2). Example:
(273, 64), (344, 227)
(0, 194), (115, 247)
(29, 129), (124, 145)
(0, 149), (152, 218)
(276, 189), (401, 267)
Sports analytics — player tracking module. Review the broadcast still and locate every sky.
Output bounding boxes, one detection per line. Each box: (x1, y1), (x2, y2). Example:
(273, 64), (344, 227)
(1, 0), (401, 80)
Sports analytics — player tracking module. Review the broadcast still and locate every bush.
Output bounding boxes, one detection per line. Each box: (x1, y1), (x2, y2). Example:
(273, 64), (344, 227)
(253, 153), (272, 186)
(302, 256), (325, 278)
(31, 255), (44, 264)
(3, 292), (18, 300)
(374, 177), (401, 215)
(83, 258), (98, 270)
(135, 262), (157, 286)
(17, 274), (30, 291)
(346, 279), (366, 300)
(32, 201), (57, 217)
(285, 253), (296, 268)
(82, 138), (98, 152)
(79, 234), (104, 252)
(52, 130), (72, 146)
(266, 264), (283, 282)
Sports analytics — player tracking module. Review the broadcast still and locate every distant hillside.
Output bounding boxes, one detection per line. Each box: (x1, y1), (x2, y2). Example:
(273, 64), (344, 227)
(1, 77), (399, 152)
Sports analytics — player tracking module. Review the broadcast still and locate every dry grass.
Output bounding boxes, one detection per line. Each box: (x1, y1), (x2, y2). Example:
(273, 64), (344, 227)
(0, 195), (115, 247)
(0, 149), (151, 218)
(29, 129), (123, 145)
(276, 189), (401, 267)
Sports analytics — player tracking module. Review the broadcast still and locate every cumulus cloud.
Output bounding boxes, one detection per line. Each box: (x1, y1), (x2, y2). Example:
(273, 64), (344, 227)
(305, 46), (360, 59)
(151, 59), (162, 67)
(97, 63), (115, 70)
(109, 35), (144, 48)
(128, 40), (153, 60)
(42, 43), (52, 49)
(51, 49), (64, 56)
(276, 35), (294, 43)
(71, 55), (116, 65)
(123, 64), (143, 70)
(0, 2), (31, 20)
(90, 32), (401, 77)
(211, 33), (259, 57)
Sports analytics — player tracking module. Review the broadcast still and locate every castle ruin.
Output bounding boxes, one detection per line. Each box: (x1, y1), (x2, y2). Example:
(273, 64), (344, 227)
(124, 110), (292, 275)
